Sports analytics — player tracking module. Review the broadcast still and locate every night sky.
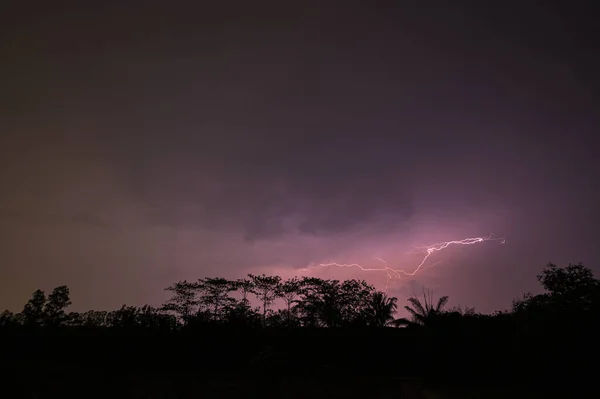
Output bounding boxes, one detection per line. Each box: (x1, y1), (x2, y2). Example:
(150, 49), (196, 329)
(2, 2), (599, 314)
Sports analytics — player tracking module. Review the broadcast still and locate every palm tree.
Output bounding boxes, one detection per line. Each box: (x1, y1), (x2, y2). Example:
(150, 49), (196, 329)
(368, 292), (399, 327)
(393, 289), (449, 328)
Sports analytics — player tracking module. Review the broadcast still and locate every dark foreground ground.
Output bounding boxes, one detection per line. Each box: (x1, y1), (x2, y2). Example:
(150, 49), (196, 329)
(1, 327), (595, 398)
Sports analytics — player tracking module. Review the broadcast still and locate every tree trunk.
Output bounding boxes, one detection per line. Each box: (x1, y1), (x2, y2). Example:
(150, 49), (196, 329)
(262, 295), (267, 325)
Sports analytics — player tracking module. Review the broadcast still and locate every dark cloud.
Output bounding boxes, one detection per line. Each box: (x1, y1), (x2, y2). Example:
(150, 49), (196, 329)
(1, 1), (599, 312)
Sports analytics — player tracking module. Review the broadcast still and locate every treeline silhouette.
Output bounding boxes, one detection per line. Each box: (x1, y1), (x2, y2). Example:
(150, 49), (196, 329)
(1, 263), (599, 398)
(1, 275), (400, 329)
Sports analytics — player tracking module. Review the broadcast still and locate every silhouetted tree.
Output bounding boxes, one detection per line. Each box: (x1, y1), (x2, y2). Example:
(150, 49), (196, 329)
(297, 277), (339, 327)
(235, 278), (255, 303)
(249, 274), (281, 324)
(338, 279), (375, 325)
(297, 278), (376, 327)
(21, 289), (46, 326)
(513, 262), (599, 314)
(43, 285), (71, 326)
(366, 292), (398, 327)
(162, 280), (199, 325)
(395, 289), (449, 327)
(0, 310), (16, 327)
(540, 262), (597, 295)
(198, 277), (236, 322)
(278, 277), (301, 326)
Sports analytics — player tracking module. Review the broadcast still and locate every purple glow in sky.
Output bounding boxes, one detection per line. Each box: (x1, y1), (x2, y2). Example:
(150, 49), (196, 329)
(1, 2), (599, 314)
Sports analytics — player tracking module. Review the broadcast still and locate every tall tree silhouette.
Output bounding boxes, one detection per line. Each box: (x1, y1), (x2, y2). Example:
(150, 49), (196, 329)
(21, 289), (46, 326)
(297, 277), (340, 327)
(198, 277), (236, 322)
(249, 274), (281, 324)
(339, 279), (375, 325)
(278, 277), (301, 326)
(235, 278), (254, 304)
(43, 285), (71, 326)
(162, 280), (199, 325)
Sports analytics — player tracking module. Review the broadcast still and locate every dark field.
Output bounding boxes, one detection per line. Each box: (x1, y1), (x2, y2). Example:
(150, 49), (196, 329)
(2, 327), (593, 398)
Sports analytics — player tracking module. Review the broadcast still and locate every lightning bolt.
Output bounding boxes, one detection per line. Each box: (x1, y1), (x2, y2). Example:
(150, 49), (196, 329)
(317, 234), (504, 291)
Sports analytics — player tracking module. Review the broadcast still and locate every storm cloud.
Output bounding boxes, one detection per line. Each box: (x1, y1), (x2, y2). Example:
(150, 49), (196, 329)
(1, 1), (599, 313)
